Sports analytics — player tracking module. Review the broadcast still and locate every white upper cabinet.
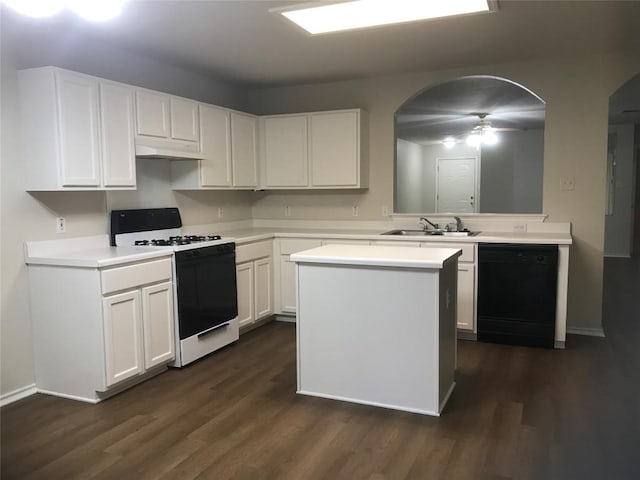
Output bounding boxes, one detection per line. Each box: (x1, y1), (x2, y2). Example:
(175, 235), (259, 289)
(171, 106), (258, 190)
(19, 67), (136, 190)
(135, 90), (170, 138)
(170, 97), (199, 142)
(310, 111), (361, 187)
(230, 112), (258, 188)
(135, 89), (199, 143)
(263, 115), (309, 187)
(261, 109), (367, 189)
(199, 104), (232, 187)
(99, 81), (136, 187)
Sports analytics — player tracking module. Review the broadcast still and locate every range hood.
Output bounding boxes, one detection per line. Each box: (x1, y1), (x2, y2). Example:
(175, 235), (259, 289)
(135, 137), (203, 160)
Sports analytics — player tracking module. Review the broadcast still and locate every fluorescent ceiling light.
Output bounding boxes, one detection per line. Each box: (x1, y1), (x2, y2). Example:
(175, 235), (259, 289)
(2, 0), (126, 21)
(2, 0), (65, 18)
(276, 0), (494, 35)
(67, 0), (126, 22)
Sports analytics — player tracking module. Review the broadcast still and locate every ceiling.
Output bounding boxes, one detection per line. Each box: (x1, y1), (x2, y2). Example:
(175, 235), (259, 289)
(2, 0), (640, 88)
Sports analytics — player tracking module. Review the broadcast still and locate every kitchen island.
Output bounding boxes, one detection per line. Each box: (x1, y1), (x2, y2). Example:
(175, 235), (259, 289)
(291, 244), (461, 416)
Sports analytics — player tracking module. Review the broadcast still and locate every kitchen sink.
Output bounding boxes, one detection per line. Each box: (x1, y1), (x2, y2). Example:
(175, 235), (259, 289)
(381, 229), (479, 237)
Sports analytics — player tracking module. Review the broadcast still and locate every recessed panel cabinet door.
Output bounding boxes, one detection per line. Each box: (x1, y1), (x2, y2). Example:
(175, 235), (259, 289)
(231, 112), (258, 187)
(100, 82), (136, 187)
(280, 257), (297, 313)
(103, 290), (144, 387)
(136, 90), (170, 138)
(254, 257), (273, 320)
(236, 262), (255, 328)
(170, 97), (199, 142)
(55, 70), (101, 186)
(200, 105), (232, 187)
(264, 115), (308, 187)
(456, 265), (475, 331)
(310, 111), (359, 187)
(141, 281), (175, 369)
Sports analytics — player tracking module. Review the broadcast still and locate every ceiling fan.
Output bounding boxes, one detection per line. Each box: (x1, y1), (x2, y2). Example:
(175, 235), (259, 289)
(468, 112), (520, 132)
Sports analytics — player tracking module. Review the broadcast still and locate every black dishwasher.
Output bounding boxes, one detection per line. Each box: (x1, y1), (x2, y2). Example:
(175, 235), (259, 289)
(477, 243), (558, 348)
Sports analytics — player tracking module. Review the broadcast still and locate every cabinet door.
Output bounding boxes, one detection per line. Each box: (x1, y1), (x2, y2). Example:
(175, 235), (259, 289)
(141, 281), (175, 369)
(55, 70), (101, 186)
(200, 104), (232, 187)
(254, 257), (273, 320)
(236, 262), (255, 328)
(231, 112), (258, 187)
(103, 290), (143, 387)
(170, 97), (199, 142)
(310, 111), (359, 187)
(136, 90), (170, 138)
(321, 239), (370, 246)
(457, 264), (475, 331)
(280, 256), (297, 313)
(99, 81), (136, 187)
(264, 115), (308, 187)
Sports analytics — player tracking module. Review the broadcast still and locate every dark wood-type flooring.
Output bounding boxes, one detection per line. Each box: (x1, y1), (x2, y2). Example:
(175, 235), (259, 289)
(2, 256), (639, 479)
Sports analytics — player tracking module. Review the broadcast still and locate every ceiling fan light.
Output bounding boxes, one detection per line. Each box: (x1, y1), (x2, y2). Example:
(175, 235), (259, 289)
(466, 133), (482, 147)
(2, 0), (65, 18)
(442, 137), (456, 149)
(482, 129), (498, 145)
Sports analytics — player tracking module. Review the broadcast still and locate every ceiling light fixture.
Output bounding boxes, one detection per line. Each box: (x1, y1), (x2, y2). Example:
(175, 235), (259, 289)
(1, 0), (126, 21)
(442, 137), (456, 149)
(274, 0), (495, 35)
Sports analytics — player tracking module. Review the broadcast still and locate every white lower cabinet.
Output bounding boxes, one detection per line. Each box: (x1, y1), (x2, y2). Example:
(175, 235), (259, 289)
(236, 240), (274, 329)
(28, 256), (175, 403)
(276, 238), (323, 314)
(103, 290), (144, 386)
(421, 242), (477, 332)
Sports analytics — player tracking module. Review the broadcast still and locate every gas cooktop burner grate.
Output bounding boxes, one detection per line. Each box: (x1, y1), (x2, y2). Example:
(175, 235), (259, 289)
(134, 235), (222, 247)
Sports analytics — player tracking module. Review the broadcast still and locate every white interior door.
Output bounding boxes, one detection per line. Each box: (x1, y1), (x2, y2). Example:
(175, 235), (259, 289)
(436, 157), (478, 213)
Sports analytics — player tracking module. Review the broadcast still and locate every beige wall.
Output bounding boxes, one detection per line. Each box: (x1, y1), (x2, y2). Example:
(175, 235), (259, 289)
(247, 50), (640, 334)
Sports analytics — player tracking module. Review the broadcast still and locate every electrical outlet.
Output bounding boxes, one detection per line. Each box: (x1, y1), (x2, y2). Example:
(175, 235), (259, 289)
(560, 176), (575, 191)
(352, 206), (359, 217)
(56, 217), (66, 234)
(382, 206), (389, 217)
(284, 206), (291, 217)
(218, 207), (224, 219)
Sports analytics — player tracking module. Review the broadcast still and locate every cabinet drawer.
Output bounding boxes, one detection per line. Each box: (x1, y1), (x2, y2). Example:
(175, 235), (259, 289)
(236, 240), (272, 263)
(421, 242), (475, 262)
(279, 238), (323, 255)
(101, 257), (172, 295)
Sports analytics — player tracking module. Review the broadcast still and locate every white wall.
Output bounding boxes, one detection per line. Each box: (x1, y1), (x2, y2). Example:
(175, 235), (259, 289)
(0, 30), (251, 399)
(605, 124), (636, 257)
(246, 50), (640, 337)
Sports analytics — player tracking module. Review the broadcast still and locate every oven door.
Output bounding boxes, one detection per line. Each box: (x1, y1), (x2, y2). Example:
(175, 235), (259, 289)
(175, 243), (238, 340)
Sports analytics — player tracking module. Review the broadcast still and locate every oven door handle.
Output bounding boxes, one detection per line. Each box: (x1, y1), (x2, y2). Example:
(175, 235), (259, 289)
(197, 322), (230, 338)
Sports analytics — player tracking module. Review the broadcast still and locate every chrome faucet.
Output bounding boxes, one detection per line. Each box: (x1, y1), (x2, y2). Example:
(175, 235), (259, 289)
(419, 217), (439, 231)
(454, 216), (464, 232)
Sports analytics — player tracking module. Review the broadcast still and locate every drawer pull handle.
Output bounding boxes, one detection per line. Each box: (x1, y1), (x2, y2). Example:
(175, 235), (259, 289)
(197, 322), (230, 338)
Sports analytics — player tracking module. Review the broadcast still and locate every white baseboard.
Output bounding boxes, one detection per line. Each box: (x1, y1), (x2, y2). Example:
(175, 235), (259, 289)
(0, 383), (37, 407)
(566, 327), (605, 337)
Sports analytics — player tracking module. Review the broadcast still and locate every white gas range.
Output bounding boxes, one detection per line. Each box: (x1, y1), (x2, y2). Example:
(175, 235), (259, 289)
(111, 208), (239, 367)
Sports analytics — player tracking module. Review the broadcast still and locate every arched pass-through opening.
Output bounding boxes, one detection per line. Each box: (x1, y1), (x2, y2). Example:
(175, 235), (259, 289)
(394, 75), (546, 215)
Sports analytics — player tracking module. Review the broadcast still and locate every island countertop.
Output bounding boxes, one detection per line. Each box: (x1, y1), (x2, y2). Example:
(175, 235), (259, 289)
(290, 244), (462, 269)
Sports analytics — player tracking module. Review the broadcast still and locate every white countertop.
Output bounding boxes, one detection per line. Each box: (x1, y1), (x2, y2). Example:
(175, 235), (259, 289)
(222, 227), (572, 246)
(290, 244), (462, 269)
(24, 235), (174, 268)
(24, 223), (571, 269)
